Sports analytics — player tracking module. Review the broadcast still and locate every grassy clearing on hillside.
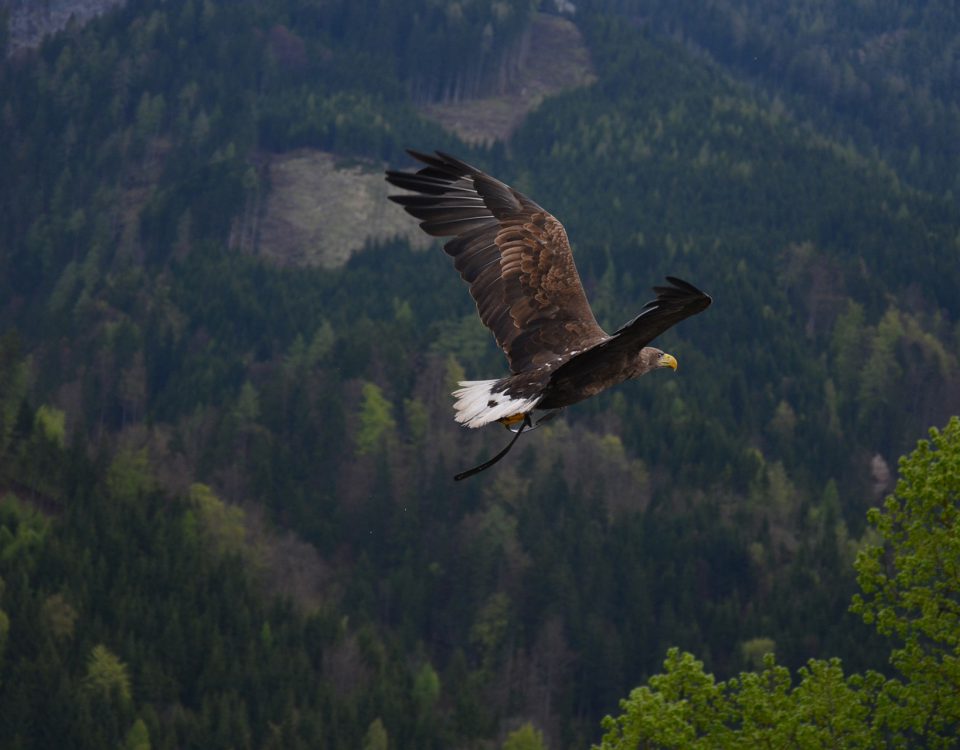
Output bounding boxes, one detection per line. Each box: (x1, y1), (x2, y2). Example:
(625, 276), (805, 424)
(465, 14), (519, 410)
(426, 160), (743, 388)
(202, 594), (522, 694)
(257, 150), (431, 268)
(422, 13), (596, 144)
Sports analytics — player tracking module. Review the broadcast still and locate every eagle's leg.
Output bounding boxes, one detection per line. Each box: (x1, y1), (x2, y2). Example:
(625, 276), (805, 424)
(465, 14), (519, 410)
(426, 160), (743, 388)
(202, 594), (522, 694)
(498, 412), (527, 430)
(501, 408), (563, 433)
(454, 414), (531, 481)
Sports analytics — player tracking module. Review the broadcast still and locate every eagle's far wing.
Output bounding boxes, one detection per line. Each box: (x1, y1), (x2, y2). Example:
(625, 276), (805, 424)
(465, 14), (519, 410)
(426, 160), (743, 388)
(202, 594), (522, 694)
(610, 276), (712, 345)
(386, 150), (607, 374)
(549, 276), (712, 381)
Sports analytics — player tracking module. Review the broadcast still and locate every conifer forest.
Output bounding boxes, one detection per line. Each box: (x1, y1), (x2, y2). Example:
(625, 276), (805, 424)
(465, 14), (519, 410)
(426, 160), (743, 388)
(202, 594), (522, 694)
(1, 1), (959, 748)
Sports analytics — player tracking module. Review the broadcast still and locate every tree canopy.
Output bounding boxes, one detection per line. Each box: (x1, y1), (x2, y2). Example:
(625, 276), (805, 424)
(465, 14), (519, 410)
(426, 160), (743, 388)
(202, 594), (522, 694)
(1, 0), (958, 747)
(598, 418), (960, 749)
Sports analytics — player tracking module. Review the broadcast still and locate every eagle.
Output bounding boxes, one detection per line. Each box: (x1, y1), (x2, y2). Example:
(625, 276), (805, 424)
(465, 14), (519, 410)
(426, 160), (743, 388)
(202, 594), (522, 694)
(385, 151), (711, 479)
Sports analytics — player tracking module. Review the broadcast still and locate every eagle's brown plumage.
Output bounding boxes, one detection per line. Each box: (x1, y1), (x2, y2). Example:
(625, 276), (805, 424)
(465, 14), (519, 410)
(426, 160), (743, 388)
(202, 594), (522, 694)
(387, 150), (606, 375)
(385, 150), (711, 477)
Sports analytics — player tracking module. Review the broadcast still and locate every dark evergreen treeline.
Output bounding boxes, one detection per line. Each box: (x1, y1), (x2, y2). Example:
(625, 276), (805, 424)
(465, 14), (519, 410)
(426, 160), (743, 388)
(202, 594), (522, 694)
(286, 0), (537, 103)
(0, 375), (451, 750)
(0, 322), (881, 748)
(578, 0), (960, 195)
(1, 1), (958, 748)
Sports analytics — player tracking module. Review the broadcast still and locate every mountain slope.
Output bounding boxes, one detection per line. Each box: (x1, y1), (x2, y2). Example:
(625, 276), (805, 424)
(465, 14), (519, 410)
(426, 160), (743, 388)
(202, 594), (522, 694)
(1, 1), (958, 748)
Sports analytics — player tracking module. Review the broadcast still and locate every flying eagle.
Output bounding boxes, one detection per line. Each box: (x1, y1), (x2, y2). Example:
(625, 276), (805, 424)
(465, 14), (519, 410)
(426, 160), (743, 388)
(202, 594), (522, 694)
(386, 151), (711, 479)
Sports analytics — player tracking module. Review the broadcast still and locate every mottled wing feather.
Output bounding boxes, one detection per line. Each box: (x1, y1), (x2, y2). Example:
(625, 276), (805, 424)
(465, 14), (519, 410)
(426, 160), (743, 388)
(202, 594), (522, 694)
(386, 150), (607, 374)
(496, 214), (604, 369)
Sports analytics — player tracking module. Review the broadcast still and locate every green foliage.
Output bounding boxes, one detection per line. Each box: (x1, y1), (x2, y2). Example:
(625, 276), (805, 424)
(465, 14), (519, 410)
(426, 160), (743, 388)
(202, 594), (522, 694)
(233, 381), (261, 424)
(403, 397), (430, 447)
(598, 643), (890, 748)
(123, 718), (151, 750)
(41, 592), (79, 641)
(84, 644), (132, 705)
(188, 483), (251, 561)
(33, 405), (66, 446)
(739, 637), (776, 670)
(502, 722), (546, 750)
(471, 592), (512, 671)
(413, 662), (441, 718)
(355, 382), (396, 455)
(852, 416), (960, 743)
(600, 418), (960, 749)
(105, 449), (156, 502)
(0, 493), (48, 562)
(363, 717), (388, 750)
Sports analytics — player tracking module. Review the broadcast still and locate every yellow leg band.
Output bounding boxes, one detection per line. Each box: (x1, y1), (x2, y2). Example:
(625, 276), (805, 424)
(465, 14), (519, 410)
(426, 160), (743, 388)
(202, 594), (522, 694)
(498, 413), (526, 426)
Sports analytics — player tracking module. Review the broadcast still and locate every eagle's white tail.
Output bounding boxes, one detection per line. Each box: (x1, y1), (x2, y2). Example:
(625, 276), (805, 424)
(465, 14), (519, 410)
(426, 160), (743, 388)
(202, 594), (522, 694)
(452, 380), (540, 429)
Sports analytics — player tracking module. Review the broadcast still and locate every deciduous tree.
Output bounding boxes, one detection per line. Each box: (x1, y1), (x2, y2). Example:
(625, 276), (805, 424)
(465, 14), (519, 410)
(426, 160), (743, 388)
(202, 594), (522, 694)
(597, 418), (960, 749)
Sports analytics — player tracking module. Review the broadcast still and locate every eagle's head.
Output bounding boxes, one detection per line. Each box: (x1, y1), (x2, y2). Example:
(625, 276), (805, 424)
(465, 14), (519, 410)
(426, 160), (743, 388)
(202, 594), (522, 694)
(636, 347), (677, 376)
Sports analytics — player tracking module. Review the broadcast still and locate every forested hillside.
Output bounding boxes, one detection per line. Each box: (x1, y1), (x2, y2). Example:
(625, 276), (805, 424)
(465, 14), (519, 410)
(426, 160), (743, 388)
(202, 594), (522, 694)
(1, 1), (958, 748)
(1, 0), (125, 54)
(579, 0), (960, 195)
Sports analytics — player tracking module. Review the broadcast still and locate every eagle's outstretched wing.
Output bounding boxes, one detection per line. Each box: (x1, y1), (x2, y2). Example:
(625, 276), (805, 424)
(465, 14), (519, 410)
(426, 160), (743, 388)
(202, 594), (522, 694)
(386, 150), (607, 374)
(550, 276), (712, 383)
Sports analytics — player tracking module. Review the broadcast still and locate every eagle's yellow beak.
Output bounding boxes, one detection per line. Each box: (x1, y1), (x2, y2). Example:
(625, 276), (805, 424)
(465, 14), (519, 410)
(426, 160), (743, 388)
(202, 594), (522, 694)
(659, 353), (678, 371)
